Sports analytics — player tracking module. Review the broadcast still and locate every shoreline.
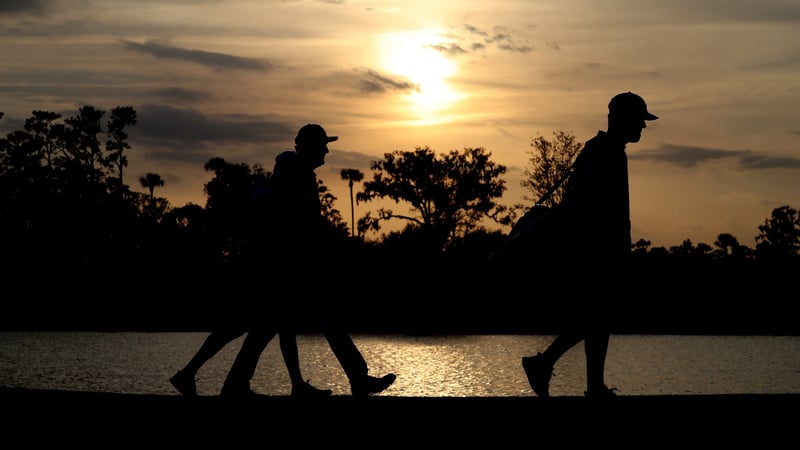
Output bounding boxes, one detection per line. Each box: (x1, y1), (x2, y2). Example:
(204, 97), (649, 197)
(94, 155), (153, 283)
(6, 386), (798, 412)
(4, 387), (795, 443)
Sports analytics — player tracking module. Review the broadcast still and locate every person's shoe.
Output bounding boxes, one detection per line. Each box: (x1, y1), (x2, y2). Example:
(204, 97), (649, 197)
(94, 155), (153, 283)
(291, 380), (333, 398)
(351, 373), (396, 397)
(584, 385), (618, 399)
(522, 353), (554, 398)
(169, 370), (197, 397)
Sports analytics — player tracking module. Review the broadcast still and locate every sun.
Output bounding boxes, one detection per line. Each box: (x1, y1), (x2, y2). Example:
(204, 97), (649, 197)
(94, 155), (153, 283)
(376, 29), (464, 121)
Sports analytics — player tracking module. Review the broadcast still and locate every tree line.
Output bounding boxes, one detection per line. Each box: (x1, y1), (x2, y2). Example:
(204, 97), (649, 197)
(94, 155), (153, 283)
(2, 106), (797, 269)
(1, 106), (797, 333)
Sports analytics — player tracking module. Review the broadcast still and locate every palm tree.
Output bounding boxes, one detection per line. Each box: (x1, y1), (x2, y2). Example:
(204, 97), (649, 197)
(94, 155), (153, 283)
(140, 172), (165, 216)
(340, 168), (364, 237)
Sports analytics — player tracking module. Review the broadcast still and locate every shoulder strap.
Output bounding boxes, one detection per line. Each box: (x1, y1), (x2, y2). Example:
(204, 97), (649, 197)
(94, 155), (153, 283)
(536, 162), (575, 206)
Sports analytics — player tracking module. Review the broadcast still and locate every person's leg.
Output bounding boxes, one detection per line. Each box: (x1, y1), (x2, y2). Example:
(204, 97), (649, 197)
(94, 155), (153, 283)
(584, 332), (614, 396)
(279, 332), (331, 397)
(181, 330), (244, 376)
(324, 331), (395, 396)
(170, 330), (244, 396)
(324, 331), (368, 380)
(220, 330), (275, 396)
(540, 334), (584, 364)
(522, 333), (584, 398)
(582, 267), (615, 397)
(279, 331), (303, 386)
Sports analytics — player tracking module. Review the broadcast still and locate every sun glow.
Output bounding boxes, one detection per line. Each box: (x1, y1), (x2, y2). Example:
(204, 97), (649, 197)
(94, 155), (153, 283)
(376, 29), (464, 122)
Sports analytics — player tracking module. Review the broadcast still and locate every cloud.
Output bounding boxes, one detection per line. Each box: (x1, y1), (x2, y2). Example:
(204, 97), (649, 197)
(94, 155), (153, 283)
(135, 103), (293, 150)
(120, 40), (278, 71)
(738, 153), (800, 170)
(470, 42), (486, 51)
(330, 68), (419, 95)
(463, 24), (489, 38)
(462, 24), (532, 54)
(631, 144), (742, 168)
(421, 23), (536, 60)
(662, 0), (800, 24)
(148, 87), (210, 102)
(632, 143), (800, 170)
(497, 43), (532, 53)
(0, 0), (52, 14)
(322, 149), (378, 172)
(426, 42), (468, 57)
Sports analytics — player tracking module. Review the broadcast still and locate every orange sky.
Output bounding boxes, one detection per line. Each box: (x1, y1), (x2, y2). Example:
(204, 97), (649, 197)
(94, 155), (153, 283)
(1, 0), (799, 248)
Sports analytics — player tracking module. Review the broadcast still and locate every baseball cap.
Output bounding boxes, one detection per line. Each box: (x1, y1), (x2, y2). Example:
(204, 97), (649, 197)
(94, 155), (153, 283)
(608, 92), (658, 120)
(295, 123), (338, 146)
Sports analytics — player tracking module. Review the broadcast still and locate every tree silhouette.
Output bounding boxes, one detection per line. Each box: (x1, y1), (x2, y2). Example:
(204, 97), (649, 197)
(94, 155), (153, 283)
(632, 238), (652, 255)
(318, 178), (349, 237)
(521, 130), (582, 208)
(357, 146), (512, 253)
(64, 106), (107, 183)
(201, 157), (262, 263)
(755, 205), (800, 259)
(5, 102), (800, 294)
(106, 106), (137, 193)
(140, 172), (164, 202)
(24, 110), (64, 171)
(712, 232), (753, 259)
(140, 172), (164, 218)
(340, 168), (364, 237)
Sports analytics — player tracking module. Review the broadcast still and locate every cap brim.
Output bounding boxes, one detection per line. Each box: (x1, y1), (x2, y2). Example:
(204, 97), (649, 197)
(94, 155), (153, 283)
(644, 112), (658, 121)
(327, 136), (339, 142)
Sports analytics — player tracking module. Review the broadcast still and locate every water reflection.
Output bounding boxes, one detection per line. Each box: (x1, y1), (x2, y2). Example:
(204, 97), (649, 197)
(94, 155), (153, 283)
(0, 333), (798, 397)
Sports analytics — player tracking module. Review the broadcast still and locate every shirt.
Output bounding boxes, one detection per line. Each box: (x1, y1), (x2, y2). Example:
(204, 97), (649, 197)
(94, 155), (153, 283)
(559, 130), (632, 258)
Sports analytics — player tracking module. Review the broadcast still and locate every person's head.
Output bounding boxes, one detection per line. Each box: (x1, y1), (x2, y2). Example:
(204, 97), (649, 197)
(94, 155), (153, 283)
(607, 92), (658, 143)
(294, 123), (338, 168)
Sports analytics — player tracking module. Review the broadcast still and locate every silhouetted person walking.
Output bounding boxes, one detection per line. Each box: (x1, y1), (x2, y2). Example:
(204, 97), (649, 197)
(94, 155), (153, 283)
(220, 123), (396, 397)
(170, 329), (331, 398)
(521, 92), (658, 398)
(169, 125), (338, 398)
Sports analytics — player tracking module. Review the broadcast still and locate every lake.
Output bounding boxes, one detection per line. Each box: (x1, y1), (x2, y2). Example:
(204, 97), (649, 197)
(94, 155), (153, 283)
(2, 332), (799, 397)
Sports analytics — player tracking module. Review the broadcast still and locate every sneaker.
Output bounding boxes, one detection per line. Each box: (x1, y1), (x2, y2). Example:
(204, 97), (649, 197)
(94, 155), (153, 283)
(584, 385), (618, 399)
(291, 380), (333, 398)
(169, 370), (197, 397)
(351, 373), (397, 397)
(522, 353), (554, 398)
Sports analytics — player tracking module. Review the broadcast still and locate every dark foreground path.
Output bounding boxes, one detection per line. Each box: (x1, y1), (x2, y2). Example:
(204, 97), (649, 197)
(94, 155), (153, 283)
(2, 387), (796, 446)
